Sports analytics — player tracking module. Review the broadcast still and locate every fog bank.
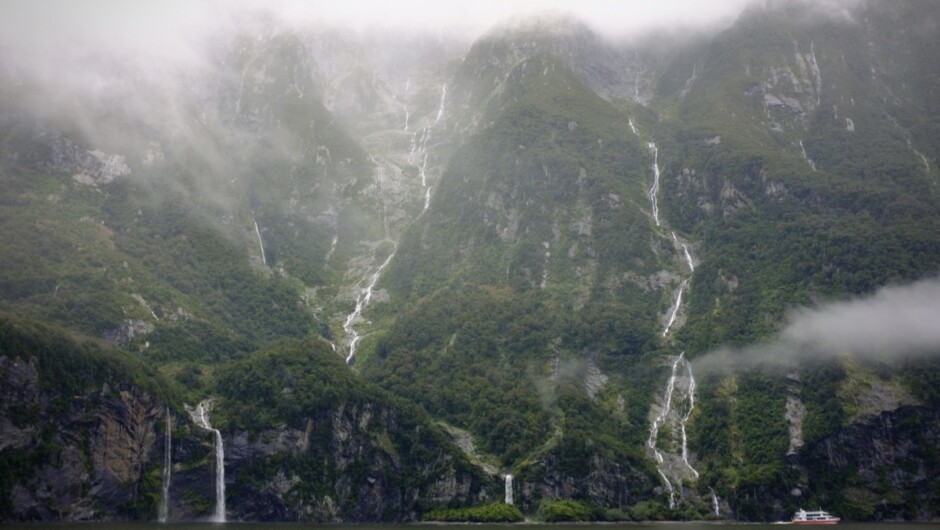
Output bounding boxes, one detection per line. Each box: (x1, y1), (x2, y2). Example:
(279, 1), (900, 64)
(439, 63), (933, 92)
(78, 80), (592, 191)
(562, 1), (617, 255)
(694, 276), (940, 372)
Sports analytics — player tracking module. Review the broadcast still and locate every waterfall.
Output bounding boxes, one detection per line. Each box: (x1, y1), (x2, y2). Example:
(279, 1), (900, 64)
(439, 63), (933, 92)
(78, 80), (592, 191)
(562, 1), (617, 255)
(662, 279), (687, 337)
(915, 149), (930, 172)
(504, 474), (514, 505)
(648, 142), (661, 226)
(711, 488), (720, 516)
(252, 214), (266, 266)
(188, 400), (225, 523)
(672, 232), (695, 272)
(799, 140), (817, 172)
(340, 82), (445, 362)
(407, 128), (434, 215)
(647, 356), (682, 457)
(658, 469), (675, 509)
(680, 359), (699, 478)
(808, 41), (822, 106)
(628, 118), (638, 135)
(682, 244), (695, 273)
(210, 428), (225, 522)
(434, 84), (447, 124)
(648, 353), (698, 506)
(158, 408), (171, 523)
(325, 235), (338, 261)
(344, 249), (396, 363)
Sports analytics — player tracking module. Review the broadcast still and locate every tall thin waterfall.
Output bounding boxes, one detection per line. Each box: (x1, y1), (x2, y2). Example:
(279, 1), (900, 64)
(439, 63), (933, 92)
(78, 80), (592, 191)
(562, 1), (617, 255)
(647, 353), (699, 507)
(672, 232), (695, 272)
(648, 142), (661, 226)
(662, 279), (687, 337)
(680, 359), (699, 478)
(343, 249), (396, 363)
(188, 400), (225, 522)
(252, 214), (266, 266)
(434, 84), (447, 124)
(504, 474), (513, 505)
(799, 140), (817, 172)
(158, 407), (171, 523)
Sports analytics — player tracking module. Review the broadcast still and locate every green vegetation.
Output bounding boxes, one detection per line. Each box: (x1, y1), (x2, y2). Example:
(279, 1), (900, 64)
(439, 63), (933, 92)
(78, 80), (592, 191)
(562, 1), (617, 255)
(537, 499), (594, 521)
(0, 313), (174, 408)
(423, 503), (523, 522)
(212, 338), (492, 520)
(3, 0), (940, 522)
(0, 314), (177, 519)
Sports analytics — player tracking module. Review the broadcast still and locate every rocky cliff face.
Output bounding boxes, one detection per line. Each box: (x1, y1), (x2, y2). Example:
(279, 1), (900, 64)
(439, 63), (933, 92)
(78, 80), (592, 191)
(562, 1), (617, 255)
(518, 451), (653, 513)
(224, 402), (492, 522)
(0, 354), (168, 520)
(715, 404), (940, 522)
(0, 350), (495, 522)
(801, 406), (940, 521)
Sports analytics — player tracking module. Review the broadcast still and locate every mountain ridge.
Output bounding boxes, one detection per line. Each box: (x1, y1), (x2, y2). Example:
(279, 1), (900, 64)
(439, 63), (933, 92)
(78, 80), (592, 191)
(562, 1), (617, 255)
(1, 0), (939, 522)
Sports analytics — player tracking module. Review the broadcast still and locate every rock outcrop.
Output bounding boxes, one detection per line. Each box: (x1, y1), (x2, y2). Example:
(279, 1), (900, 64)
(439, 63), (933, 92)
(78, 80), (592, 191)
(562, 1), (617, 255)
(225, 402), (493, 522)
(0, 354), (169, 521)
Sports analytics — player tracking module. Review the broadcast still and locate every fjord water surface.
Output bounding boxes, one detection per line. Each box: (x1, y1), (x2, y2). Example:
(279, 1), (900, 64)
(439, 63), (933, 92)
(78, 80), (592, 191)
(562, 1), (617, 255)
(4, 522), (929, 530)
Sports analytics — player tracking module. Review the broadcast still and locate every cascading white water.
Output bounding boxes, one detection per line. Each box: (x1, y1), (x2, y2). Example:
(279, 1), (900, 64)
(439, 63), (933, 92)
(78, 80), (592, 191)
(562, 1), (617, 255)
(711, 488), (720, 516)
(374, 162), (390, 238)
(647, 356), (681, 459)
(344, 249), (396, 363)
(188, 400), (225, 523)
(434, 84), (447, 124)
(410, 110), (437, 214)
(504, 474), (514, 505)
(808, 41), (821, 106)
(915, 150), (930, 172)
(680, 359), (699, 478)
(662, 279), (687, 337)
(659, 469), (675, 509)
(672, 232), (695, 273)
(158, 407), (171, 523)
(628, 118), (638, 135)
(340, 84), (446, 363)
(648, 353), (698, 506)
(252, 214), (266, 266)
(799, 140), (817, 172)
(648, 142), (661, 226)
(325, 235), (338, 261)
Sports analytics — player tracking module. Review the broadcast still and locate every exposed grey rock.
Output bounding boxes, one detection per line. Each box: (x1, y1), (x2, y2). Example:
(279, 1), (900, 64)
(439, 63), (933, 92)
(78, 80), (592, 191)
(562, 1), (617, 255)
(785, 395), (806, 455)
(584, 361), (608, 400)
(101, 319), (155, 347)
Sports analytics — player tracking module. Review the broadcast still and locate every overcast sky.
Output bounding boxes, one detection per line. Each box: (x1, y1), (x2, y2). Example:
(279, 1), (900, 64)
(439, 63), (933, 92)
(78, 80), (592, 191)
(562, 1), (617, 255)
(0, 0), (756, 60)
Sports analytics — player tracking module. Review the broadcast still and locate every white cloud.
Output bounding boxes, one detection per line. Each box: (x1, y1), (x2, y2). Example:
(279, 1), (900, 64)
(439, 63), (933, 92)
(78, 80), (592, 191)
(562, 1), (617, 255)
(693, 276), (940, 373)
(1, 0), (756, 60)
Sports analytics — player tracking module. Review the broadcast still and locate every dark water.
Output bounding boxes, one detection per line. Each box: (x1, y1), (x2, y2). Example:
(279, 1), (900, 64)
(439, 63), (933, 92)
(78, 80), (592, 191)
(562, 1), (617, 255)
(2, 523), (936, 530)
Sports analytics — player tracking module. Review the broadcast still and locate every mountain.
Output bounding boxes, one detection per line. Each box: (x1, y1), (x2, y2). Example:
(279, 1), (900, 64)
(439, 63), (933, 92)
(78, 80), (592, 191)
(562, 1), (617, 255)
(1, 0), (939, 522)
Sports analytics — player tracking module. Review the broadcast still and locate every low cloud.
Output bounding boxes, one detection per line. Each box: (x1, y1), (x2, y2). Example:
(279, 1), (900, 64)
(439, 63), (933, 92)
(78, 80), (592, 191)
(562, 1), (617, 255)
(693, 276), (940, 373)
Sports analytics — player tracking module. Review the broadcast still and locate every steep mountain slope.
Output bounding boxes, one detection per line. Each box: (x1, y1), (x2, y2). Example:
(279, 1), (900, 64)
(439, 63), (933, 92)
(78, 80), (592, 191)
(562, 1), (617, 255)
(0, 313), (495, 522)
(650, 0), (940, 519)
(360, 25), (697, 511)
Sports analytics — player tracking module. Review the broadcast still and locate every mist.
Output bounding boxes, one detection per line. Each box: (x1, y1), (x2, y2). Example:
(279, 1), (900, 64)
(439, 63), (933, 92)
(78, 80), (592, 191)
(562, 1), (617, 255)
(1, 0), (758, 56)
(693, 276), (940, 373)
